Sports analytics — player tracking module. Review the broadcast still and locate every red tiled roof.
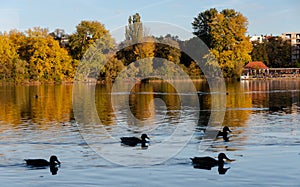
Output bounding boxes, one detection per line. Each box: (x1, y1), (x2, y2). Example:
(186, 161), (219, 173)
(245, 61), (268, 69)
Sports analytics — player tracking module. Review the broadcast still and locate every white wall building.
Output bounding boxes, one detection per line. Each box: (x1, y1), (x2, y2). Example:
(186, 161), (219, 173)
(250, 35), (265, 43)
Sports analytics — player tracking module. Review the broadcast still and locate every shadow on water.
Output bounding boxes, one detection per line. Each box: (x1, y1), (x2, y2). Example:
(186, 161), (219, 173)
(25, 165), (60, 175)
(0, 163), (59, 175)
(193, 164), (230, 175)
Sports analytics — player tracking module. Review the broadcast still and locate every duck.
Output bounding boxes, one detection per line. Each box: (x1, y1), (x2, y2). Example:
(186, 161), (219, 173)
(120, 134), (150, 147)
(190, 153), (232, 169)
(24, 155), (61, 167)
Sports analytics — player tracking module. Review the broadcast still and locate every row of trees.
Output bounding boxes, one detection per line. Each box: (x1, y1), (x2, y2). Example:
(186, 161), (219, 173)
(0, 9), (294, 83)
(251, 37), (294, 68)
(0, 28), (74, 82)
(0, 20), (114, 82)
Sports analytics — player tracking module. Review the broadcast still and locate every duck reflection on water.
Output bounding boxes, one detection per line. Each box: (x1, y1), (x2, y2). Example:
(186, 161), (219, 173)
(217, 126), (232, 142)
(191, 153), (234, 175)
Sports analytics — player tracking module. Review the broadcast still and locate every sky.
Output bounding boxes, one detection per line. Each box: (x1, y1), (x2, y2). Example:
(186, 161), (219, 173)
(1, 0), (300, 41)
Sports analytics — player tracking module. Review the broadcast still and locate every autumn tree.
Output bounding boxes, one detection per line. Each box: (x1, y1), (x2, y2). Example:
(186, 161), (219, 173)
(153, 34), (187, 78)
(8, 29), (30, 81)
(179, 36), (211, 78)
(192, 9), (252, 78)
(68, 20), (114, 60)
(155, 34), (181, 65)
(0, 35), (19, 80)
(8, 30), (27, 57)
(1, 29), (73, 82)
(99, 53), (125, 81)
(77, 38), (118, 81)
(24, 27), (74, 81)
(67, 20), (116, 82)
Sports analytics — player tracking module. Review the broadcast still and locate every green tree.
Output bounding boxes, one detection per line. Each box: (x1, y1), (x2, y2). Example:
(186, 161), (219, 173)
(265, 37), (291, 67)
(192, 8), (218, 48)
(251, 41), (269, 66)
(192, 9), (252, 78)
(125, 13), (143, 44)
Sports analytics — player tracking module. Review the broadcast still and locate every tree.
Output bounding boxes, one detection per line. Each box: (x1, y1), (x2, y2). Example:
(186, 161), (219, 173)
(192, 8), (218, 48)
(8, 30), (29, 64)
(153, 35), (186, 78)
(179, 36), (211, 78)
(250, 37), (291, 68)
(118, 13), (148, 66)
(155, 34), (181, 65)
(99, 52), (125, 81)
(134, 37), (155, 77)
(265, 37), (291, 67)
(192, 9), (252, 78)
(251, 41), (269, 66)
(0, 35), (19, 80)
(68, 20), (114, 60)
(117, 13), (155, 78)
(24, 27), (74, 81)
(125, 13), (143, 44)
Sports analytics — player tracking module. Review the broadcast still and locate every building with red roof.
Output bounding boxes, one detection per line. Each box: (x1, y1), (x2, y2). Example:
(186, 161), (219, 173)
(242, 61), (300, 79)
(241, 61), (268, 79)
(244, 61), (268, 69)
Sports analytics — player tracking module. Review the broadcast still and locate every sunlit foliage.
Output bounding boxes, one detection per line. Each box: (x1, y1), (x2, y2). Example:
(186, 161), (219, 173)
(193, 9), (252, 78)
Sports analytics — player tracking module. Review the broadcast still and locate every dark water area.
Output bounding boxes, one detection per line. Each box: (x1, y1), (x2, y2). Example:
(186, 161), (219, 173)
(0, 80), (299, 186)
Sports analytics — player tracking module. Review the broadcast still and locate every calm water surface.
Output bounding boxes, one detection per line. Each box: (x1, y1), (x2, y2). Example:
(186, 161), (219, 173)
(0, 80), (299, 186)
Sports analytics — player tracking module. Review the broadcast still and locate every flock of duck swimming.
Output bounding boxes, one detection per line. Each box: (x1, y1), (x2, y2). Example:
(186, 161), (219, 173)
(24, 126), (233, 175)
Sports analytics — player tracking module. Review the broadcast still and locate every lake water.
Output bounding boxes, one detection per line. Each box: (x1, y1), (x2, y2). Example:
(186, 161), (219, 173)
(0, 80), (299, 186)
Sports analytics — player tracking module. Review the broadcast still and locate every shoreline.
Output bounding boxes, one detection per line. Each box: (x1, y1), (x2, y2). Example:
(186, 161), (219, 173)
(1, 76), (300, 85)
(240, 76), (300, 81)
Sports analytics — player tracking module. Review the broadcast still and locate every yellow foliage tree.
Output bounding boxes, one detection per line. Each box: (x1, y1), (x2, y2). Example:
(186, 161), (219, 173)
(0, 35), (19, 80)
(25, 27), (74, 82)
(193, 9), (252, 78)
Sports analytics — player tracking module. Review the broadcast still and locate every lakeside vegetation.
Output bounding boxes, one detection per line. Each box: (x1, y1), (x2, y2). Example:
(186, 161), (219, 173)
(0, 9), (295, 83)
